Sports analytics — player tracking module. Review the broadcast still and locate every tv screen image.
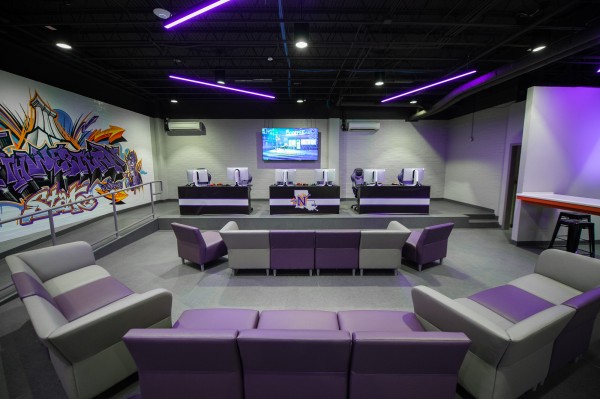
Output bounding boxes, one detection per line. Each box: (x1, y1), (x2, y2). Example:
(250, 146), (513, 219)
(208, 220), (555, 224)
(262, 128), (319, 161)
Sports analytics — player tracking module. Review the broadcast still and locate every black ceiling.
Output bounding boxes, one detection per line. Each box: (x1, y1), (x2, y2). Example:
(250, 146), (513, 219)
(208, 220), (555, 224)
(1, 0), (600, 120)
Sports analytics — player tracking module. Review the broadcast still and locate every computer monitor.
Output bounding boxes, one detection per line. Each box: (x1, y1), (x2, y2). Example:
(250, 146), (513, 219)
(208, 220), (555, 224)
(400, 168), (425, 186)
(275, 169), (297, 186)
(186, 169), (209, 186)
(227, 167), (250, 186)
(314, 168), (336, 186)
(363, 169), (386, 185)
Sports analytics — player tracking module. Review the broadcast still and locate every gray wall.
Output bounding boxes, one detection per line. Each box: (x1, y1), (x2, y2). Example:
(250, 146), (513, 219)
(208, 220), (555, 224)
(154, 118), (449, 200)
(444, 103), (525, 215)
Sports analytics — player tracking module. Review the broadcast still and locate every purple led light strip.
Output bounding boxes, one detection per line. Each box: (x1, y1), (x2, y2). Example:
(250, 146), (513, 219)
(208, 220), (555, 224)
(169, 75), (275, 99)
(381, 70), (477, 103)
(165, 0), (232, 29)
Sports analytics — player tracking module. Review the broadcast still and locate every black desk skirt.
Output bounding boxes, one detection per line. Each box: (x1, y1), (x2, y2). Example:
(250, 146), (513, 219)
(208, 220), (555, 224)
(269, 185), (340, 214)
(357, 185), (430, 214)
(178, 186), (251, 215)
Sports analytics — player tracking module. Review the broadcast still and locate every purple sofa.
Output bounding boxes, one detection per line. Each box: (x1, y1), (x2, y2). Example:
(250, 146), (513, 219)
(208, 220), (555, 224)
(269, 230), (315, 275)
(124, 308), (259, 399)
(171, 222), (228, 271)
(402, 222), (454, 271)
(315, 229), (361, 275)
(338, 310), (470, 399)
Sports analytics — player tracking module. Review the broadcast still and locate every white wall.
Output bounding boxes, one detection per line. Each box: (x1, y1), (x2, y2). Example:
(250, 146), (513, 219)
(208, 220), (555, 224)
(339, 120), (448, 198)
(0, 70), (156, 241)
(513, 86), (600, 242)
(445, 103), (525, 214)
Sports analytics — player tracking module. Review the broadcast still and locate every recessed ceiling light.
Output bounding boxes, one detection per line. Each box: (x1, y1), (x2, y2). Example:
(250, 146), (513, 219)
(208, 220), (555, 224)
(170, 99), (178, 103)
(45, 25), (57, 31)
(410, 100), (417, 104)
(153, 8), (172, 19)
(295, 41), (308, 49)
(297, 99), (304, 103)
(217, 80), (225, 85)
(56, 42), (72, 50)
(531, 45), (546, 52)
(374, 81), (384, 86)
(267, 57), (274, 62)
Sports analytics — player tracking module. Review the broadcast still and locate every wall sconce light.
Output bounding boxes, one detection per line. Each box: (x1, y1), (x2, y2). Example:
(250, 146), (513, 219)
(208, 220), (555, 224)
(295, 23), (309, 49)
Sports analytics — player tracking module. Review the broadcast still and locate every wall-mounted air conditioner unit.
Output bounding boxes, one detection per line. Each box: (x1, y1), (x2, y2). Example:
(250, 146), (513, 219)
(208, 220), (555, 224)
(164, 119), (206, 136)
(345, 120), (380, 131)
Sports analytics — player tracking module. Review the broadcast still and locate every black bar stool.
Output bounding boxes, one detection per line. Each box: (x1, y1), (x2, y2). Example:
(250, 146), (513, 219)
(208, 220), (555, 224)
(561, 219), (596, 257)
(548, 211), (591, 249)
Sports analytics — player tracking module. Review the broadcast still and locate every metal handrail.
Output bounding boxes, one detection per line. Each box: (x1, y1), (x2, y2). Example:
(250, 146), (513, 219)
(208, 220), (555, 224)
(0, 180), (163, 246)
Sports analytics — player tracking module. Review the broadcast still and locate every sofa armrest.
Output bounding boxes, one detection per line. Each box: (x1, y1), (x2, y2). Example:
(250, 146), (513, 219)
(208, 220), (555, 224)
(47, 288), (172, 363)
(220, 221), (240, 233)
(503, 305), (574, 364)
(412, 286), (510, 367)
(360, 230), (411, 249)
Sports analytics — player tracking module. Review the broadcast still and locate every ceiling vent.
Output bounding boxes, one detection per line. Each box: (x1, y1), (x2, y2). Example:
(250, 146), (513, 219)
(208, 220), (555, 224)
(344, 120), (380, 131)
(164, 119), (206, 136)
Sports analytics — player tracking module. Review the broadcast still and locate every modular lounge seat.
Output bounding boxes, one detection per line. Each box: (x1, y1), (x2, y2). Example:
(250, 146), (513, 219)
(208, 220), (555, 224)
(315, 229), (361, 275)
(124, 308), (259, 399)
(269, 230), (316, 276)
(7, 241), (172, 399)
(402, 222), (454, 271)
(338, 310), (470, 399)
(411, 249), (600, 399)
(237, 310), (351, 399)
(171, 222), (228, 271)
(359, 220), (411, 275)
(220, 221), (270, 275)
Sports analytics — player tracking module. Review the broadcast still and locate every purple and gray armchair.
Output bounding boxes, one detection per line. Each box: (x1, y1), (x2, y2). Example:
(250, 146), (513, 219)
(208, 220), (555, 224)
(402, 222), (454, 271)
(171, 222), (228, 271)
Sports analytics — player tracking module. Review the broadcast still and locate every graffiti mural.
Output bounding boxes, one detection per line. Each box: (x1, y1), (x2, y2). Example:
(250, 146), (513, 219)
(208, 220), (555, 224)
(0, 91), (145, 225)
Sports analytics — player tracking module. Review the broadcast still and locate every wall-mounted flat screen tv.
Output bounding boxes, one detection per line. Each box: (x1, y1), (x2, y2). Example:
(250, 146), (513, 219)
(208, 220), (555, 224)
(262, 128), (319, 161)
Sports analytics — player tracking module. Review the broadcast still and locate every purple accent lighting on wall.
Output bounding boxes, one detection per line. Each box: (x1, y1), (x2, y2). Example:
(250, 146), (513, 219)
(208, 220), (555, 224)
(169, 75), (276, 99)
(164, 0), (232, 29)
(381, 70), (477, 103)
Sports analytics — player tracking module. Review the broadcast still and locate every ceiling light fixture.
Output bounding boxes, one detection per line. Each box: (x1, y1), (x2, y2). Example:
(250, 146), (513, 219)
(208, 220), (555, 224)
(170, 99), (178, 103)
(381, 70), (477, 103)
(215, 70), (226, 84)
(169, 75), (275, 99)
(295, 23), (309, 49)
(153, 8), (172, 19)
(374, 72), (385, 86)
(410, 100), (418, 104)
(297, 99), (304, 103)
(530, 45), (546, 52)
(597, 67), (600, 73)
(164, 0), (232, 29)
(56, 42), (72, 50)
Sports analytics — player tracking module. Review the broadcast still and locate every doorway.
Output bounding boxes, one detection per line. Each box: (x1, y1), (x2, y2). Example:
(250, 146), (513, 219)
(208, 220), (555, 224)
(503, 144), (521, 229)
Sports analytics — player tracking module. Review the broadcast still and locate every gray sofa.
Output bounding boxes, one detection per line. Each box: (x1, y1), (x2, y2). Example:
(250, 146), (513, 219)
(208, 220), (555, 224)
(412, 249), (600, 399)
(7, 241), (173, 399)
(220, 221), (411, 275)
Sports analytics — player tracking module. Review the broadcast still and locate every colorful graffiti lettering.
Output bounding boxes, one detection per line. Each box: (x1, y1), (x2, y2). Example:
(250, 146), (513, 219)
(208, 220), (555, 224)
(0, 91), (144, 224)
(20, 182), (98, 225)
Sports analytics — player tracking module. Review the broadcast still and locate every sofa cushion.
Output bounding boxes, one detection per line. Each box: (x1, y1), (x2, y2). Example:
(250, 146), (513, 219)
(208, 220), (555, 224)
(258, 310), (339, 330)
(509, 274), (581, 305)
(53, 276), (134, 321)
(12, 272), (58, 307)
(338, 310), (424, 334)
(174, 308), (259, 330)
(469, 285), (554, 323)
(44, 265), (111, 297)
